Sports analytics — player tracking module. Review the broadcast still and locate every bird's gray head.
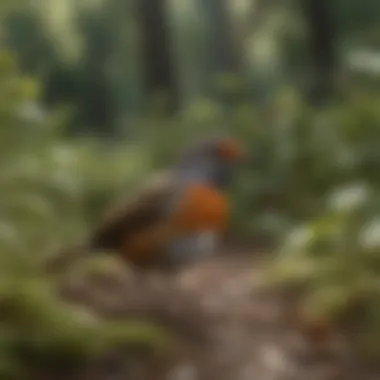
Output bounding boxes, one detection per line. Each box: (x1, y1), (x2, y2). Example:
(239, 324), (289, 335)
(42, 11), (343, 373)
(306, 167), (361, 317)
(174, 136), (245, 189)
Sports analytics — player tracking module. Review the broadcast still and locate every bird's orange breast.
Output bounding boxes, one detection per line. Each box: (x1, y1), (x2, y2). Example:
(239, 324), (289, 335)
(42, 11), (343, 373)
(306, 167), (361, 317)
(171, 184), (229, 232)
(118, 183), (229, 268)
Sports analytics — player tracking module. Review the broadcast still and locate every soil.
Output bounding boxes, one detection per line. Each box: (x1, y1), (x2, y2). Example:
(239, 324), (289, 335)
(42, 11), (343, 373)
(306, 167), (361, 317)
(47, 249), (380, 380)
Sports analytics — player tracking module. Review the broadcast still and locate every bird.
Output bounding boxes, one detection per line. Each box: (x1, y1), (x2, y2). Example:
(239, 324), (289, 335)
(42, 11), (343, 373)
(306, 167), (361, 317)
(48, 136), (245, 273)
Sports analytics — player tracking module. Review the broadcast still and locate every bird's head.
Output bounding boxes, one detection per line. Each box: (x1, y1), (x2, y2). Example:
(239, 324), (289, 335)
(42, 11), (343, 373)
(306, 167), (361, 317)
(174, 136), (245, 189)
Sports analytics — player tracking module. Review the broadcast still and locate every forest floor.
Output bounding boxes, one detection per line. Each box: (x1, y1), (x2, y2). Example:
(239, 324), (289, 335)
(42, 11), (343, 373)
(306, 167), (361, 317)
(48, 248), (380, 380)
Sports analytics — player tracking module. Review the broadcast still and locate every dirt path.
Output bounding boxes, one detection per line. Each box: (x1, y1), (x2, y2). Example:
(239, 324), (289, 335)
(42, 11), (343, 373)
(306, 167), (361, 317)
(56, 251), (379, 380)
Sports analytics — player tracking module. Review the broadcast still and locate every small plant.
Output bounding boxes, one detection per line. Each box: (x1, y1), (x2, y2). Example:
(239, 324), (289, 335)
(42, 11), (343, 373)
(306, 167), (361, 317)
(0, 49), (168, 378)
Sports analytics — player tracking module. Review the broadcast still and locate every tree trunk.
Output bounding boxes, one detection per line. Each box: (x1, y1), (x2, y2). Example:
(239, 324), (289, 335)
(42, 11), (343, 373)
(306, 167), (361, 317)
(200, 0), (242, 76)
(138, 0), (178, 114)
(198, 0), (244, 103)
(301, 0), (337, 102)
(204, 0), (241, 74)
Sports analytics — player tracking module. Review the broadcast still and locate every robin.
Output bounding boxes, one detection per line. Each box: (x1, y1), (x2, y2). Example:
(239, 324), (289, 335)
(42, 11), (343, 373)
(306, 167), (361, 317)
(49, 136), (244, 272)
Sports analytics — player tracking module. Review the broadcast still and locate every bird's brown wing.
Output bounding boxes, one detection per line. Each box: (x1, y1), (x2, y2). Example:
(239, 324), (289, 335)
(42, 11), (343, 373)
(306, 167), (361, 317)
(44, 172), (175, 273)
(87, 171), (178, 266)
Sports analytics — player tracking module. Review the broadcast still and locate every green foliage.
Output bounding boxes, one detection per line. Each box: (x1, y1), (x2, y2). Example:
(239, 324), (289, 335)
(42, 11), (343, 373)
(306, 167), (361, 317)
(0, 49), (167, 378)
(261, 90), (380, 354)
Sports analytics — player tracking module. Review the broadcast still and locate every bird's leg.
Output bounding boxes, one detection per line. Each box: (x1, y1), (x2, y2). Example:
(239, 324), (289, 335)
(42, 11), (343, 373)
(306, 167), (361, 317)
(197, 230), (218, 260)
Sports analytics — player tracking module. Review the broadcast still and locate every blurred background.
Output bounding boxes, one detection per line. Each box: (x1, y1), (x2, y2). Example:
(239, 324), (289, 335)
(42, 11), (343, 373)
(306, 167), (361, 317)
(1, 0), (380, 378)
